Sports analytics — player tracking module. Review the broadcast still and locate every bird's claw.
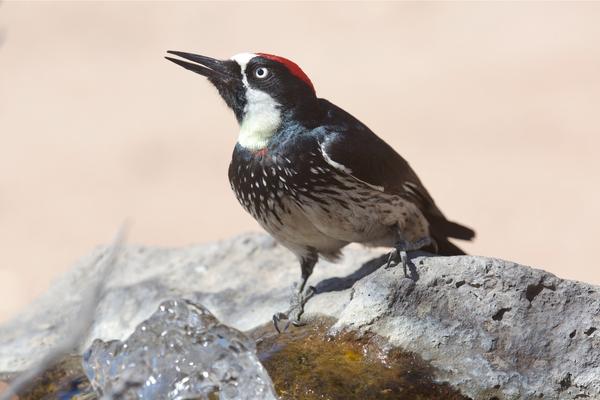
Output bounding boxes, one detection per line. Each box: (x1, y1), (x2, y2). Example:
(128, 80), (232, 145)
(273, 312), (291, 334)
(386, 237), (431, 276)
(302, 285), (316, 301)
(272, 307), (304, 333)
(385, 248), (408, 276)
(272, 285), (316, 333)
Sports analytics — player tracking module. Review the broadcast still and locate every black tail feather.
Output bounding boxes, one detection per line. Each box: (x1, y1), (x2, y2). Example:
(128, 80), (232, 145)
(432, 236), (468, 256)
(422, 233), (468, 256)
(428, 215), (475, 241)
(424, 216), (475, 256)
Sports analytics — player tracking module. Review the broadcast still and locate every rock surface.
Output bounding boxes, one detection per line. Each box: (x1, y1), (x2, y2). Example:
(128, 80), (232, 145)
(1, 233), (599, 399)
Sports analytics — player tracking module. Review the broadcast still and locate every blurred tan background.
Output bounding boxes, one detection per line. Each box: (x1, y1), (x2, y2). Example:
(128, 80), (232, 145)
(0, 1), (599, 323)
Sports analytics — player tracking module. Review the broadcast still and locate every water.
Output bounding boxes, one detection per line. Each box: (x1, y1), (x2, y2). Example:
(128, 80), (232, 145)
(251, 318), (469, 400)
(82, 299), (277, 400)
(18, 300), (467, 399)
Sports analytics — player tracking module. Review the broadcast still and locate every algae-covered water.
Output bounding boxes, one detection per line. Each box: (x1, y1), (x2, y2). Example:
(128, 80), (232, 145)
(8, 319), (467, 400)
(251, 318), (467, 400)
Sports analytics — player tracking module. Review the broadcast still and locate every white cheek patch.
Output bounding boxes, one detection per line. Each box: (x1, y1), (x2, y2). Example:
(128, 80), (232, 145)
(231, 52), (281, 151)
(238, 88), (281, 151)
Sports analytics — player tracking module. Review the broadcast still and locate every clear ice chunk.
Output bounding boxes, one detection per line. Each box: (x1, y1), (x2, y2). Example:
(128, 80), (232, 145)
(82, 299), (277, 400)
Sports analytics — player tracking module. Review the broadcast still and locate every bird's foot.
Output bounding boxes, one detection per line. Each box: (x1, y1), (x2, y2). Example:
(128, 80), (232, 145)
(385, 237), (432, 277)
(273, 285), (316, 333)
(385, 248), (409, 275)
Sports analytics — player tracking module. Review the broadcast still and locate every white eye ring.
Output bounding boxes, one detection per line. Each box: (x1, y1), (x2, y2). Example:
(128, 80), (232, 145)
(255, 67), (269, 79)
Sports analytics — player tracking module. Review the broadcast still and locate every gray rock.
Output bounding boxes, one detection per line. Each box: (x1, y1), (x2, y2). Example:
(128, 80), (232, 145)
(331, 256), (600, 399)
(1, 233), (599, 399)
(0, 234), (381, 374)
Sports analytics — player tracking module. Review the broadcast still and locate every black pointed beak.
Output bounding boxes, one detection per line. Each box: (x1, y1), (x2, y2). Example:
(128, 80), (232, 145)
(165, 51), (236, 82)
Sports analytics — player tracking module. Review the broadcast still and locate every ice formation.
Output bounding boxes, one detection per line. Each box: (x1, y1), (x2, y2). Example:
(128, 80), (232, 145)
(83, 299), (277, 400)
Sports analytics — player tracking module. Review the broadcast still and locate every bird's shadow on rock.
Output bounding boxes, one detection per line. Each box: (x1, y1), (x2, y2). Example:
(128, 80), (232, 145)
(315, 251), (429, 294)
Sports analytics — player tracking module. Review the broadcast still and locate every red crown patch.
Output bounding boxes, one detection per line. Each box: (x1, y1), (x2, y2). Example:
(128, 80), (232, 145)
(257, 53), (315, 94)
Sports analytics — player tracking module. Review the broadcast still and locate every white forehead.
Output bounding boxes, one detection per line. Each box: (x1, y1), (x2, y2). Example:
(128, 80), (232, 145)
(231, 53), (257, 72)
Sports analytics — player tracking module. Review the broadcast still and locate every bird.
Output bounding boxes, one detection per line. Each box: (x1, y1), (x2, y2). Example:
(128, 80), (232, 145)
(165, 51), (475, 332)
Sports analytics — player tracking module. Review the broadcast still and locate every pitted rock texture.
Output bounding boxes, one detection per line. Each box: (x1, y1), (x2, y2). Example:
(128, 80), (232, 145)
(330, 256), (600, 399)
(0, 233), (599, 399)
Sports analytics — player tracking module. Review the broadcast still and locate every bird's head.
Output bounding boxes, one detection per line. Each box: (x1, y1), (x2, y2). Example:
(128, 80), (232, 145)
(166, 51), (317, 151)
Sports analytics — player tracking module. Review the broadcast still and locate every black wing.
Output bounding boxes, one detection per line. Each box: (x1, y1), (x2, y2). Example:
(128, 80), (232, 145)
(316, 99), (475, 255)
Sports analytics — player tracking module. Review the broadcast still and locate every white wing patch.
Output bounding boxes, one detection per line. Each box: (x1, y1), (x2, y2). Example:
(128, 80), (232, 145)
(319, 142), (352, 174)
(402, 181), (419, 196)
(319, 141), (384, 192)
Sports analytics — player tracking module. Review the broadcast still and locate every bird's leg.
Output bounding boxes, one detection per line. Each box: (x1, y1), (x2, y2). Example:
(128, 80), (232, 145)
(385, 237), (432, 276)
(273, 255), (317, 333)
(386, 248), (408, 275)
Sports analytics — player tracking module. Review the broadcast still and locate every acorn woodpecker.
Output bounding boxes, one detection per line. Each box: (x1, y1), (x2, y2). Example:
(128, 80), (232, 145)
(166, 51), (475, 332)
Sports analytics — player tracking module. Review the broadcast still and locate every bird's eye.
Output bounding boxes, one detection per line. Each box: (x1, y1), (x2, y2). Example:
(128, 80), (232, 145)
(255, 67), (269, 79)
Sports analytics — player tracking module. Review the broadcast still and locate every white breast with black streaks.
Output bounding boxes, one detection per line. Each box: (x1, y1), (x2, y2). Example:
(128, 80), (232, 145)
(228, 150), (430, 259)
